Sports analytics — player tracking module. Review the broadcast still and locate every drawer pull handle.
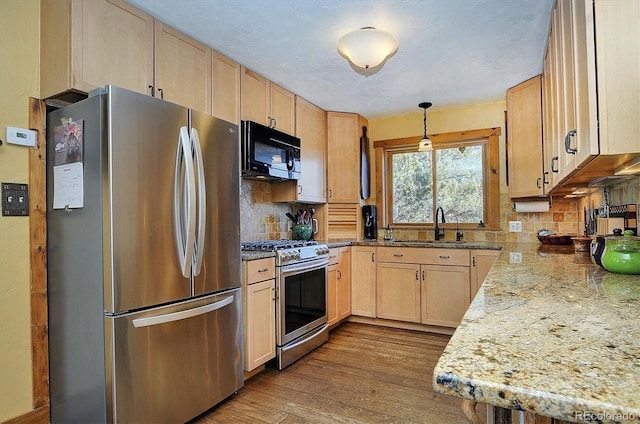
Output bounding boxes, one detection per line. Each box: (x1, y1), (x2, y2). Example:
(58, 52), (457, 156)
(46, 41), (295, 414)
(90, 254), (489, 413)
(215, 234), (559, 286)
(439, 255), (450, 259)
(257, 268), (269, 273)
(393, 253), (404, 257)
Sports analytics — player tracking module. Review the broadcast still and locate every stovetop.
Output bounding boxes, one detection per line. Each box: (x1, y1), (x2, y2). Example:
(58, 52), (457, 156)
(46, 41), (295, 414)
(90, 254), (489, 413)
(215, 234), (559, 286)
(241, 240), (319, 251)
(241, 240), (329, 265)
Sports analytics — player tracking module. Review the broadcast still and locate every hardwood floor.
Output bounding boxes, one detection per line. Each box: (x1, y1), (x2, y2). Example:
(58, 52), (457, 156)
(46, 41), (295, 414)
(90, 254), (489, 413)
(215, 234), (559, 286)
(191, 322), (483, 423)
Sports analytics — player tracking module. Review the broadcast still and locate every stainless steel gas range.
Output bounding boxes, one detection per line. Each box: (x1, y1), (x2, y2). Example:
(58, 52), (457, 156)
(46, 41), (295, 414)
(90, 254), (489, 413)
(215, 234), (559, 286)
(241, 240), (330, 369)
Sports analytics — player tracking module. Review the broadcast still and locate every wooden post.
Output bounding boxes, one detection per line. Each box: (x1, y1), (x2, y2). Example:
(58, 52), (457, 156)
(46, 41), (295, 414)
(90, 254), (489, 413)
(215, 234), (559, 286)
(28, 97), (50, 419)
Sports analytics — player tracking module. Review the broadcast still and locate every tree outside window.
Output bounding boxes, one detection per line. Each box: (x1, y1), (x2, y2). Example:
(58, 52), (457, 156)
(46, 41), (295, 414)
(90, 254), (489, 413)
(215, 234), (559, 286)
(375, 128), (500, 230)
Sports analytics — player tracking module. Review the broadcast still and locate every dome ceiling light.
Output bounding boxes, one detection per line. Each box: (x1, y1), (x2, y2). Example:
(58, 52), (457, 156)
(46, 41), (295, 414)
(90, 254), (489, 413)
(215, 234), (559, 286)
(418, 102), (433, 152)
(337, 27), (398, 74)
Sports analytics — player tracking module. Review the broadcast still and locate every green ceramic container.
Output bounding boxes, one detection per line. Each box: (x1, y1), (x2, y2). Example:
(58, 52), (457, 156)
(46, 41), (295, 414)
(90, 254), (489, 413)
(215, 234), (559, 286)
(601, 230), (640, 275)
(294, 224), (312, 241)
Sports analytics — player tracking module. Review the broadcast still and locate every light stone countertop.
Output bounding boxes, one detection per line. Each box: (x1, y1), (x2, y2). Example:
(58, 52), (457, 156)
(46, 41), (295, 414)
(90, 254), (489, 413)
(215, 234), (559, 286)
(433, 242), (640, 423)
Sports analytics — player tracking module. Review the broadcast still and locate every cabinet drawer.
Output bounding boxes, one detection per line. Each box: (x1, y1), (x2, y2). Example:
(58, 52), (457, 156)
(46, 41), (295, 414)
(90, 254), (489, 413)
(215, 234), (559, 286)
(377, 247), (469, 266)
(245, 258), (275, 284)
(420, 248), (469, 266)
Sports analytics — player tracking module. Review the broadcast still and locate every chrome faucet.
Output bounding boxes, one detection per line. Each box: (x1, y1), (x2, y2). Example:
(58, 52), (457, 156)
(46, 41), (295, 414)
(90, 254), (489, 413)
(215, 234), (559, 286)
(435, 206), (446, 240)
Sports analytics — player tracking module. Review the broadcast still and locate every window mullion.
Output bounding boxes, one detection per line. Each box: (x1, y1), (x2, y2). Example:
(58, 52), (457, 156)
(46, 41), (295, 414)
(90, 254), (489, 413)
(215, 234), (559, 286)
(431, 149), (437, 224)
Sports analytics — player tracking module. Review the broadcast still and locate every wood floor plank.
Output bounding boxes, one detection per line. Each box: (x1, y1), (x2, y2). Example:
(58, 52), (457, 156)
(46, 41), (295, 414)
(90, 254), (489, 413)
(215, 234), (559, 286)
(191, 322), (483, 424)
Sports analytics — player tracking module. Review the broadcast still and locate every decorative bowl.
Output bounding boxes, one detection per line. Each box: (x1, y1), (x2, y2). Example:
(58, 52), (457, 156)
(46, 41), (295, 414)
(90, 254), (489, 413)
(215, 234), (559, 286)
(537, 234), (575, 245)
(571, 236), (593, 252)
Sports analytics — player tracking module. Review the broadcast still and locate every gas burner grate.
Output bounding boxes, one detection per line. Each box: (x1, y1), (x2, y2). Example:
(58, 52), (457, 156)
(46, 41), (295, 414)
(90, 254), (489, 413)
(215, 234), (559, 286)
(241, 240), (318, 251)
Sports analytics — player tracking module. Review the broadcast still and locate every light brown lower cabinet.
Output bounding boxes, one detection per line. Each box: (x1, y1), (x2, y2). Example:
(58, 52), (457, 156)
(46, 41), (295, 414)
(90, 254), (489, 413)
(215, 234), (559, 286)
(350, 246), (377, 317)
(420, 265), (470, 327)
(376, 262), (422, 323)
(243, 258), (276, 372)
(328, 247), (351, 326)
(470, 250), (501, 298)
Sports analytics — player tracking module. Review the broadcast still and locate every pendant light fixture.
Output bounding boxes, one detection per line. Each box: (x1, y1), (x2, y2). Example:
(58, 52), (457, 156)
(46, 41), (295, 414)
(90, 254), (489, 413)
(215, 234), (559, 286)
(418, 102), (433, 152)
(337, 27), (398, 72)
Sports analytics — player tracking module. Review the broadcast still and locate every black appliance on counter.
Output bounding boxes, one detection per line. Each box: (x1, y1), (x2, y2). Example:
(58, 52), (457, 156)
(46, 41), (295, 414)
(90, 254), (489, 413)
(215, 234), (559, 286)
(363, 205), (377, 239)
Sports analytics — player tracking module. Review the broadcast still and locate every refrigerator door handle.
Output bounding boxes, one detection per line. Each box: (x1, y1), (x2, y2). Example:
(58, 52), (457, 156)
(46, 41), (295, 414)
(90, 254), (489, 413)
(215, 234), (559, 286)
(174, 126), (196, 278)
(191, 128), (206, 276)
(132, 294), (235, 328)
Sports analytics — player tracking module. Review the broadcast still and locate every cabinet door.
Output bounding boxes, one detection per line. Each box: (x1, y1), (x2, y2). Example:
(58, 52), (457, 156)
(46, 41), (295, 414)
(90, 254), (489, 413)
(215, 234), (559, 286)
(328, 248), (351, 325)
(270, 83), (295, 135)
(271, 96), (327, 203)
(507, 76), (544, 197)
(542, 50), (559, 189)
(421, 265), (470, 328)
(570, 0), (598, 166)
(244, 279), (276, 371)
(327, 112), (360, 203)
(376, 262), (421, 323)
(41, 0), (154, 99)
(327, 264), (339, 326)
(593, 0), (640, 155)
(296, 97), (326, 202)
(336, 248), (351, 321)
(212, 51), (240, 124)
(154, 22), (212, 113)
(240, 67), (270, 126)
(470, 250), (500, 298)
(351, 246), (376, 317)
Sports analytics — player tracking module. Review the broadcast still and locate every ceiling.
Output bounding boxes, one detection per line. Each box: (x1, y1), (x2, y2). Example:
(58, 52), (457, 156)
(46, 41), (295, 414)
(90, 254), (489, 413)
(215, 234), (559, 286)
(126, 0), (553, 119)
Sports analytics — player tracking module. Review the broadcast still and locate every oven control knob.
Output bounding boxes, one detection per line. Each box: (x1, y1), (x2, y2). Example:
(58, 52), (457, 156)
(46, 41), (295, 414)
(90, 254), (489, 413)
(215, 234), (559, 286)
(292, 251), (301, 260)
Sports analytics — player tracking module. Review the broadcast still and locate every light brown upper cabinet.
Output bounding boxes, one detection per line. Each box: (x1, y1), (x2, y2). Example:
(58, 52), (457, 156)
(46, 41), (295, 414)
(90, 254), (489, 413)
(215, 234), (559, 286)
(41, 0), (155, 101)
(212, 52), (241, 124)
(240, 67), (295, 135)
(541, 0), (640, 191)
(326, 112), (363, 203)
(507, 76), (545, 198)
(154, 23), (212, 113)
(41, 0), (213, 113)
(271, 97), (327, 203)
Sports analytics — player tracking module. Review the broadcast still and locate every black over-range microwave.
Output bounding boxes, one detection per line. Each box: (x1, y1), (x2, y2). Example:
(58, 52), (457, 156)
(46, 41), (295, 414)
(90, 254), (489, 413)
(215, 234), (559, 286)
(241, 120), (301, 181)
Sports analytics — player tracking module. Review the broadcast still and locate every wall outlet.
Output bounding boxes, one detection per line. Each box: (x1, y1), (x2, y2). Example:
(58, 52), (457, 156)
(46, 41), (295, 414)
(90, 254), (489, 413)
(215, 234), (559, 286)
(509, 221), (523, 232)
(509, 252), (522, 264)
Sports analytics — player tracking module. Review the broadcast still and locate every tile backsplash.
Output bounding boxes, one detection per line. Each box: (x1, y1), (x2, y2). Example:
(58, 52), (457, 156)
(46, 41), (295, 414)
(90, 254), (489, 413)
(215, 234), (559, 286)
(578, 176), (640, 235)
(240, 176), (640, 243)
(240, 180), (292, 241)
(389, 194), (581, 243)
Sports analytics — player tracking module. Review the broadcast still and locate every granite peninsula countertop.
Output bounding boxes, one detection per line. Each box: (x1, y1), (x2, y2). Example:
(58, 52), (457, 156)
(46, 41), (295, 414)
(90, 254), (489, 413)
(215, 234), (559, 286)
(433, 242), (640, 423)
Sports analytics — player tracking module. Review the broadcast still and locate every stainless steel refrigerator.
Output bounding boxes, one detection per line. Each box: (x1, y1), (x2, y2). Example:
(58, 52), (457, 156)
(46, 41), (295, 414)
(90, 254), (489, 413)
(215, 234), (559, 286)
(46, 85), (243, 423)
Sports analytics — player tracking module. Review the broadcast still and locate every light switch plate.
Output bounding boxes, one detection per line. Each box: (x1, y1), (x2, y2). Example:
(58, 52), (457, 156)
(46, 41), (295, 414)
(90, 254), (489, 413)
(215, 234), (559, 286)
(509, 221), (523, 232)
(2, 182), (29, 216)
(6, 126), (36, 147)
(510, 252), (522, 264)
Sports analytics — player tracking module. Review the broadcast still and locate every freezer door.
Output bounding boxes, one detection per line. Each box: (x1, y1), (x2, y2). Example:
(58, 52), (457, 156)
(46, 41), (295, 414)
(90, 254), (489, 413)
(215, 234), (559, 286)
(106, 86), (192, 313)
(106, 288), (243, 423)
(191, 110), (241, 295)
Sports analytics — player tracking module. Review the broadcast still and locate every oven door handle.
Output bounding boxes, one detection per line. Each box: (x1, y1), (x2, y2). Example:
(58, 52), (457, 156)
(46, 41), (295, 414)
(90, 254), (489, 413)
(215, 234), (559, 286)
(280, 259), (329, 275)
(280, 323), (329, 352)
